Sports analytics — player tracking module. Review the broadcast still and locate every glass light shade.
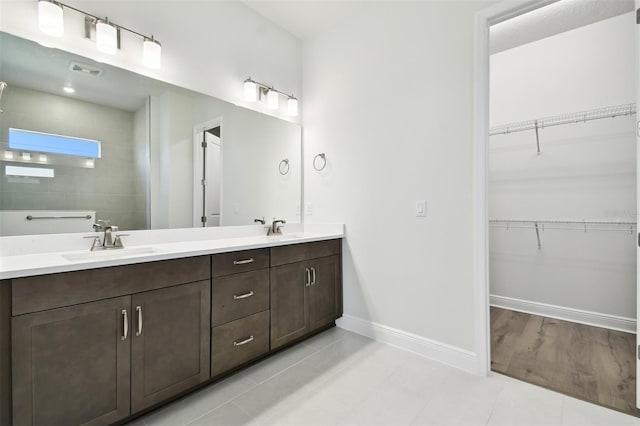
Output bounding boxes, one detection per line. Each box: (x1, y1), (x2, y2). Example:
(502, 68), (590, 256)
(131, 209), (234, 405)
(143, 39), (162, 69)
(287, 98), (298, 117)
(267, 90), (279, 110)
(244, 81), (257, 102)
(96, 21), (118, 54)
(38, 1), (64, 37)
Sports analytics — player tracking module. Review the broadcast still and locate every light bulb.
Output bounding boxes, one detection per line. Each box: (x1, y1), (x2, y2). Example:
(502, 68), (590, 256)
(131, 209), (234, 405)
(39, 154), (48, 162)
(38, 0), (64, 37)
(287, 98), (298, 117)
(244, 80), (257, 102)
(267, 90), (279, 110)
(21, 152), (32, 161)
(96, 20), (118, 54)
(143, 38), (162, 69)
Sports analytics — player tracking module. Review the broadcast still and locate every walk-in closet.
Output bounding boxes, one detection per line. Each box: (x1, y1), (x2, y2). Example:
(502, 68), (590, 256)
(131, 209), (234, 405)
(488, 1), (638, 416)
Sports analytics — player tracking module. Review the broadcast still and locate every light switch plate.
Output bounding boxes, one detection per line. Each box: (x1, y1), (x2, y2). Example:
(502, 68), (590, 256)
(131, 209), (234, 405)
(416, 200), (426, 217)
(306, 202), (313, 216)
(296, 202), (301, 216)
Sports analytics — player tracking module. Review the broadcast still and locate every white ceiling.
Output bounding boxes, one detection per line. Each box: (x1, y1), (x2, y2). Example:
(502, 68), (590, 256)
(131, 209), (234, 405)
(491, 0), (634, 54)
(242, 0), (635, 51)
(0, 32), (172, 112)
(241, 0), (375, 40)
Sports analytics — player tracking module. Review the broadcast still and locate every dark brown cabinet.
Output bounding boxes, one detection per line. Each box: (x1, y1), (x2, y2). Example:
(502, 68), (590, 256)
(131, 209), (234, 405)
(270, 240), (342, 349)
(131, 281), (210, 413)
(12, 296), (132, 426)
(3, 239), (342, 425)
(11, 259), (211, 426)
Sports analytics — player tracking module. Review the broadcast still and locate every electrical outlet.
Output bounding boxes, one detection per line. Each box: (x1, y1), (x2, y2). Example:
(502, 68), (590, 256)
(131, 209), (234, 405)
(305, 202), (313, 216)
(296, 202), (301, 216)
(416, 200), (426, 217)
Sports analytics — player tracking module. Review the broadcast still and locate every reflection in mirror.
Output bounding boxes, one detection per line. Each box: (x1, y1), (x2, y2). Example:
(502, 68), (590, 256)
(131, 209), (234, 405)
(0, 32), (301, 236)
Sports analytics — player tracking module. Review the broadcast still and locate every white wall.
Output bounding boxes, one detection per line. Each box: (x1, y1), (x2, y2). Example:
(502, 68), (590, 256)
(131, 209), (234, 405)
(489, 13), (637, 319)
(0, 0), (302, 123)
(303, 1), (493, 353)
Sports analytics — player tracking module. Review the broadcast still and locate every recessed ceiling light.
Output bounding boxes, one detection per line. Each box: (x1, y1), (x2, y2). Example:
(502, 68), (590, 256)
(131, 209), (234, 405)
(63, 86), (75, 93)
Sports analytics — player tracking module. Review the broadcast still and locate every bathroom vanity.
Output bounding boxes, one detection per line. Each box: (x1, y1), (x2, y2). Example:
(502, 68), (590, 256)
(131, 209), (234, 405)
(0, 227), (343, 426)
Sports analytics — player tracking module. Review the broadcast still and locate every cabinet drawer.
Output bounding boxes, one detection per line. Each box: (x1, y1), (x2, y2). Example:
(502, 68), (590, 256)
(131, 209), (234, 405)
(212, 249), (270, 277)
(211, 310), (269, 377)
(212, 269), (269, 326)
(271, 239), (341, 267)
(12, 256), (210, 316)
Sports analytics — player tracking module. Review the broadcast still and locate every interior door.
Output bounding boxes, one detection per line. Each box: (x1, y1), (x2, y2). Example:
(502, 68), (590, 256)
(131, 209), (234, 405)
(636, 0), (640, 409)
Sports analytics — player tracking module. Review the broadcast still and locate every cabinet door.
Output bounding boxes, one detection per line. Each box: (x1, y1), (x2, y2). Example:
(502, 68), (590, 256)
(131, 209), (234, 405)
(308, 255), (341, 331)
(270, 262), (308, 349)
(131, 280), (210, 413)
(12, 296), (131, 426)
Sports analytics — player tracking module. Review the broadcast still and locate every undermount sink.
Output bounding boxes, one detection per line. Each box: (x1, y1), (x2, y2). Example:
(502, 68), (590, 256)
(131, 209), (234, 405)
(62, 247), (163, 262)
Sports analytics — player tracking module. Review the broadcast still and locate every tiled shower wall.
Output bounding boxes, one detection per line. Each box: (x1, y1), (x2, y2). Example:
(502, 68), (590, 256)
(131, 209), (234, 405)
(0, 85), (147, 231)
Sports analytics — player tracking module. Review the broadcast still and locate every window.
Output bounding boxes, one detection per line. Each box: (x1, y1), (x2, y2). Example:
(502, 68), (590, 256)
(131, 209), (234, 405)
(9, 128), (101, 158)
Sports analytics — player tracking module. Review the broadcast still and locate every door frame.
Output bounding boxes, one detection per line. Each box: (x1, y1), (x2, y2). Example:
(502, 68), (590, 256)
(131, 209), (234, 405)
(192, 117), (223, 228)
(472, 0), (560, 375)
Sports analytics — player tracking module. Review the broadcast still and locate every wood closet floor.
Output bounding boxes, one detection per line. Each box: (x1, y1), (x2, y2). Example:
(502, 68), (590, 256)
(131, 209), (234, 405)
(490, 306), (640, 417)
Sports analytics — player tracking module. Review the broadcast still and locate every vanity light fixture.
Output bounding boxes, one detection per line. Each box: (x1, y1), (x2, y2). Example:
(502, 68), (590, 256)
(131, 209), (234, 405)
(21, 152), (32, 161)
(95, 19), (118, 54)
(3, 152), (14, 160)
(287, 97), (298, 117)
(143, 37), (162, 69)
(39, 154), (48, 162)
(38, 0), (64, 37)
(243, 77), (299, 117)
(37, 0), (162, 69)
(267, 90), (279, 110)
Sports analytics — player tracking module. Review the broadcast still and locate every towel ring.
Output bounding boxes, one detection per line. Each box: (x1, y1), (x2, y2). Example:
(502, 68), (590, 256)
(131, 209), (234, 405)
(279, 158), (290, 175)
(313, 153), (326, 171)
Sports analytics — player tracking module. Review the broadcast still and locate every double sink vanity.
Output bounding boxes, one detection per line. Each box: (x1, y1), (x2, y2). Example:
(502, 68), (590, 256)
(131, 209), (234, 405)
(0, 224), (344, 425)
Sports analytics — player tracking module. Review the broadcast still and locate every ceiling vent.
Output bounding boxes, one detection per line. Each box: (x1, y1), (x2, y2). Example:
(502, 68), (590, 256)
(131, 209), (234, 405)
(68, 61), (103, 77)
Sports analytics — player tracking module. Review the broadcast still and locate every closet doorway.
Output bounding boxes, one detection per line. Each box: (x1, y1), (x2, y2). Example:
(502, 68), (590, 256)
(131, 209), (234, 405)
(487, 0), (639, 416)
(193, 118), (222, 227)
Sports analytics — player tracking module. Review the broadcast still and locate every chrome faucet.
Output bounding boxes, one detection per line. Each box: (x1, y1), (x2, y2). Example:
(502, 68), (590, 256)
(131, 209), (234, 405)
(267, 218), (286, 236)
(85, 224), (128, 251)
(254, 217), (266, 225)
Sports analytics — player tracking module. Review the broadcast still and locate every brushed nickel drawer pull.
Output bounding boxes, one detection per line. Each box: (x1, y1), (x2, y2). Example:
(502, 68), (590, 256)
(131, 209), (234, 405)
(233, 291), (254, 300)
(136, 306), (143, 336)
(122, 309), (128, 341)
(233, 335), (254, 346)
(233, 258), (254, 265)
(310, 267), (316, 285)
(305, 268), (311, 287)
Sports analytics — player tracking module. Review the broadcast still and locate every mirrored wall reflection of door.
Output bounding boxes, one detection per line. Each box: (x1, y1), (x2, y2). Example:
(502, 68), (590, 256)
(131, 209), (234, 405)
(194, 119), (222, 227)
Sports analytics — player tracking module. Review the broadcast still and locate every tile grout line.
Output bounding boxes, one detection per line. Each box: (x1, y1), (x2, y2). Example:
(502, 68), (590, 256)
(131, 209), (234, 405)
(246, 335), (349, 386)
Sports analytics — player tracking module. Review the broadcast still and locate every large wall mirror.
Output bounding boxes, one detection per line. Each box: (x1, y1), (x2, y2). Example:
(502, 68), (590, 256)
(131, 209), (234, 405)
(0, 32), (301, 236)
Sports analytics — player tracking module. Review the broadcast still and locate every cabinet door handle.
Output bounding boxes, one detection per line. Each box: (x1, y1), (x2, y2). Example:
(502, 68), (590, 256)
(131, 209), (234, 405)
(233, 258), (254, 265)
(122, 309), (128, 341)
(305, 268), (311, 287)
(310, 267), (316, 286)
(136, 306), (143, 336)
(233, 335), (254, 346)
(233, 291), (254, 300)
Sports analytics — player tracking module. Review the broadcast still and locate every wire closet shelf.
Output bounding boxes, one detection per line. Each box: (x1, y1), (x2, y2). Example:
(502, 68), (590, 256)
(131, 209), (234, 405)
(489, 103), (636, 136)
(489, 219), (637, 250)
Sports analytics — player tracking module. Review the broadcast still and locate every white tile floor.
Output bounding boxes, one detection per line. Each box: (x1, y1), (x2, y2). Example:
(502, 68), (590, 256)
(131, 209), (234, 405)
(133, 328), (640, 426)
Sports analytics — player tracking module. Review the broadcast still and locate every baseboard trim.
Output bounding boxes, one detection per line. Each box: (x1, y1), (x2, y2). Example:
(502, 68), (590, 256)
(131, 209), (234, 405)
(336, 314), (480, 374)
(490, 295), (636, 334)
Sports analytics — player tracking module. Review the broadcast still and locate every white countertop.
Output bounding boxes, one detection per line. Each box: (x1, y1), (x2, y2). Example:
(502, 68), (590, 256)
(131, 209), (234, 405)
(0, 223), (344, 280)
